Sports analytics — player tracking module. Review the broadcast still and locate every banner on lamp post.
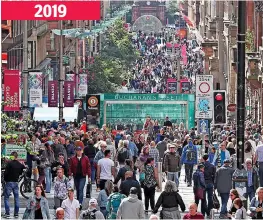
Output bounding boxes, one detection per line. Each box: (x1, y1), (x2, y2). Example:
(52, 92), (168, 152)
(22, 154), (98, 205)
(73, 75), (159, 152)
(29, 72), (43, 107)
(66, 74), (75, 82)
(4, 69), (20, 111)
(78, 74), (88, 97)
(48, 81), (58, 107)
(64, 81), (74, 107)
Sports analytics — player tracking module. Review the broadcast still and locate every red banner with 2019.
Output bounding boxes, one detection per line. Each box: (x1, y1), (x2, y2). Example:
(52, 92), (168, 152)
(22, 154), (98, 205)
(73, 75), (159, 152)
(4, 70), (20, 112)
(1, 1), (100, 20)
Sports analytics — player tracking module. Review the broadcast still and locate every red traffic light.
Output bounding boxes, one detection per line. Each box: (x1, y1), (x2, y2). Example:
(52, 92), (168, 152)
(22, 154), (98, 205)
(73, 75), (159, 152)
(215, 93), (223, 101)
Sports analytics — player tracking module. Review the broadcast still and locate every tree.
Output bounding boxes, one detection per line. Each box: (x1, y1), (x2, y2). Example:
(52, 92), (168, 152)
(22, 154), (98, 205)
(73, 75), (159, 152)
(87, 19), (139, 94)
(167, 0), (179, 15)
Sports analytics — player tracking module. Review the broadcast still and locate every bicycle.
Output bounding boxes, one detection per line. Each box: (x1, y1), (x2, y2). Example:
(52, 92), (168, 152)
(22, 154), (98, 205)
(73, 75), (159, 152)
(1, 167), (38, 199)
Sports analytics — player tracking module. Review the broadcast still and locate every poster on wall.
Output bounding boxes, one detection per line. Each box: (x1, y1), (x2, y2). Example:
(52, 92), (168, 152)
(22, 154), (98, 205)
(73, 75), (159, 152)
(4, 69), (20, 111)
(64, 81), (74, 107)
(48, 81), (58, 107)
(29, 72), (43, 107)
(78, 74), (88, 97)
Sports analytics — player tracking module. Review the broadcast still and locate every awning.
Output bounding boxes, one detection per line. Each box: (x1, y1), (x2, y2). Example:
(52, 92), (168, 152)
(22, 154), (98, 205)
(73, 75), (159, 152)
(181, 13), (194, 27)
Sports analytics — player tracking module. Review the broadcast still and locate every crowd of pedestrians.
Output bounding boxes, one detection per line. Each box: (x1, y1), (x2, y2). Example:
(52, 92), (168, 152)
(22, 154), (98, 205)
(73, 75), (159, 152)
(2, 117), (263, 220)
(127, 29), (204, 94)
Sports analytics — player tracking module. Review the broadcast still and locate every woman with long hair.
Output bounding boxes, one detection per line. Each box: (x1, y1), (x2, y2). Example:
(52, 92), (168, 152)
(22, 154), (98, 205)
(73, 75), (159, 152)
(244, 141), (255, 162)
(143, 158), (159, 215)
(250, 187), (263, 219)
(97, 180), (114, 218)
(23, 185), (50, 219)
(135, 146), (150, 175)
(152, 180), (185, 219)
(226, 189), (240, 218)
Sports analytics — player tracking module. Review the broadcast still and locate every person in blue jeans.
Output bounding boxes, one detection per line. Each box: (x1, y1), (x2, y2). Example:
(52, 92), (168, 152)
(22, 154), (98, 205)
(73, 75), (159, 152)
(3, 151), (25, 218)
(202, 154), (216, 217)
(214, 159), (235, 218)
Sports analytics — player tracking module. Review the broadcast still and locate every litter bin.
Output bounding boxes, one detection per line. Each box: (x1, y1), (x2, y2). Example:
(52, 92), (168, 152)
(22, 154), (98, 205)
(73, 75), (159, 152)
(232, 168), (248, 209)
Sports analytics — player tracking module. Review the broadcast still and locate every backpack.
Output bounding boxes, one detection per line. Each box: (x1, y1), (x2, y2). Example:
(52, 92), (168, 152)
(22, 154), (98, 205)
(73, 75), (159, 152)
(108, 193), (125, 219)
(185, 146), (196, 162)
(82, 209), (97, 219)
(117, 148), (129, 163)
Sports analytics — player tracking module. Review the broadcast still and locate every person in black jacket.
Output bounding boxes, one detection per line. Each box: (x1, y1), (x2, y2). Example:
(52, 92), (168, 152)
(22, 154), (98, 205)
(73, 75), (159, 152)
(120, 171), (142, 200)
(152, 180), (185, 219)
(51, 153), (69, 179)
(3, 151), (25, 218)
(202, 154), (216, 217)
(83, 139), (98, 183)
(114, 159), (136, 184)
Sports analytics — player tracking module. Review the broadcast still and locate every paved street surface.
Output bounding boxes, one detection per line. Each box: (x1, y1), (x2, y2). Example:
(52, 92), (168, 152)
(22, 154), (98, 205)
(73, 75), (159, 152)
(1, 169), (223, 219)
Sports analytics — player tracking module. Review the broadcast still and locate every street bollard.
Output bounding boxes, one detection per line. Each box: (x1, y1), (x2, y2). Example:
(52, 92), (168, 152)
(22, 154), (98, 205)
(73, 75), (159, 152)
(157, 162), (163, 192)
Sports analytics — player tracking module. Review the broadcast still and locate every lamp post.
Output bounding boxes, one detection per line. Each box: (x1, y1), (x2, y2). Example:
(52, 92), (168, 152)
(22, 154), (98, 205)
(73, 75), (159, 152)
(59, 20), (64, 121)
(22, 20), (28, 109)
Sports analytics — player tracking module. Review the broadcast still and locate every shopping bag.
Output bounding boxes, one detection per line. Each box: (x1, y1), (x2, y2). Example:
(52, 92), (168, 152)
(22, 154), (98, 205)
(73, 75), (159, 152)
(195, 188), (204, 200)
(212, 190), (220, 209)
(86, 183), (92, 198)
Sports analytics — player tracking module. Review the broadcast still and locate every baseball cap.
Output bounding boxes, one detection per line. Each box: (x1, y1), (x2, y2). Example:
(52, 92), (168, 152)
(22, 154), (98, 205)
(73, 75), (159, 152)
(224, 159), (231, 164)
(197, 163), (205, 169)
(76, 146), (82, 151)
(89, 198), (98, 206)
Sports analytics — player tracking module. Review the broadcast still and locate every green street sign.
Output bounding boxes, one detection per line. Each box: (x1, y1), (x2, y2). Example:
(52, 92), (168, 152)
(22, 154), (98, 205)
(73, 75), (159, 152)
(5, 144), (27, 161)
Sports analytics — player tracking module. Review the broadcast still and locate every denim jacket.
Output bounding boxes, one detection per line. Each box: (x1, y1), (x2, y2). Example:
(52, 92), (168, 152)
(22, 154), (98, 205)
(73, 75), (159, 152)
(97, 189), (108, 208)
(25, 195), (51, 219)
(250, 196), (263, 218)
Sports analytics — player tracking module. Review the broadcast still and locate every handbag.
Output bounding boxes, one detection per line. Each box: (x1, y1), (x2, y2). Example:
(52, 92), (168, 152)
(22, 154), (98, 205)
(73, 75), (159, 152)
(195, 188), (204, 200)
(212, 190), (220, 209)
(22, 208), (31, 219)
(139, 172), (145, 182)
(86, 183), (92, 198)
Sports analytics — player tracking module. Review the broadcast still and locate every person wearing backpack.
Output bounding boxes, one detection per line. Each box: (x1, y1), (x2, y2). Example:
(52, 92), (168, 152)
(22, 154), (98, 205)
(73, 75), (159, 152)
(181, 138), (198, 187)
(79, 198), (105, 220)
(116, 141), (132, 168)
(106, 185), (127, 219)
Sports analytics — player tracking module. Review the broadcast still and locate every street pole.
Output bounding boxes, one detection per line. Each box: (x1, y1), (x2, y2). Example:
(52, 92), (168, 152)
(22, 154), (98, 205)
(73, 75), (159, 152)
(236, 0), (246, 169)
(59, 20), (64, 121)
(82, 20), (86, 69)
(22, 20), (28, 109)
(177, 48), (181, 94)
(75, 38), (79, 98)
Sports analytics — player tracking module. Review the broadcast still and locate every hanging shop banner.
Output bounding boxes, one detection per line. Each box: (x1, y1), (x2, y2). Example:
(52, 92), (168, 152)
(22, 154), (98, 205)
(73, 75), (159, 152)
(4, 69), (20, 111)
(74, 98), (84, 109)
(64, 81), (74, 107)
(29, 72), (43, 107)
(48, 81), (58, 107)
(66, 74), (75, 82)
(78, 74), (88, 97)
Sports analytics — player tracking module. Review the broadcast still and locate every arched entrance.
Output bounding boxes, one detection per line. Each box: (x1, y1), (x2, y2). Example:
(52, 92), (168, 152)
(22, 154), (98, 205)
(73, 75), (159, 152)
(132, 15), (163, 33)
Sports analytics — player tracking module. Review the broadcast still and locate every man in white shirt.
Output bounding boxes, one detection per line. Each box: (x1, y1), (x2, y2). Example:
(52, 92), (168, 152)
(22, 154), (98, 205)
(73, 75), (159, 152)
(61, 188), (80, 220)
(97, 150), (115, 190)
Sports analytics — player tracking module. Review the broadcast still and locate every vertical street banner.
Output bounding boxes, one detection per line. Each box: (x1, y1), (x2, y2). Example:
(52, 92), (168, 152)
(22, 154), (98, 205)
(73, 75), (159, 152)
(195, 75), (213, 119)
(64, 81), (74, 107)
(48, 81), (58, 107)
(78, 74), (88, 97)
(4, 69), (20, 111)
(66, 74), (75, 82)
(29, 72), (43, 107)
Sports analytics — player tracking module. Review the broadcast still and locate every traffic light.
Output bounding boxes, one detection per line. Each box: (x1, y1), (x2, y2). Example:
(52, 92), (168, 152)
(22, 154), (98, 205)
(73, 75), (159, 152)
(213, 91), (226, 124)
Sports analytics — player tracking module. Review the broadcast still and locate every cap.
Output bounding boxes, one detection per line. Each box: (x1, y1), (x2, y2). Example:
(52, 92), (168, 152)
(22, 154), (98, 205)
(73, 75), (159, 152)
(89, 198), (98, 206)
(76, 146), (82, 151)
(130, 187), (138, 195)
(224, 159), (231, 164)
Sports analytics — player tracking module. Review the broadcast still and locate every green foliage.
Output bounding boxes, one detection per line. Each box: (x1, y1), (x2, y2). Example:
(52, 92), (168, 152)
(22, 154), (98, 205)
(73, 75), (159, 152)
(246, 29), (255, 52)
(167, 0), (179, 15)
(88, 19), (139, 93)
